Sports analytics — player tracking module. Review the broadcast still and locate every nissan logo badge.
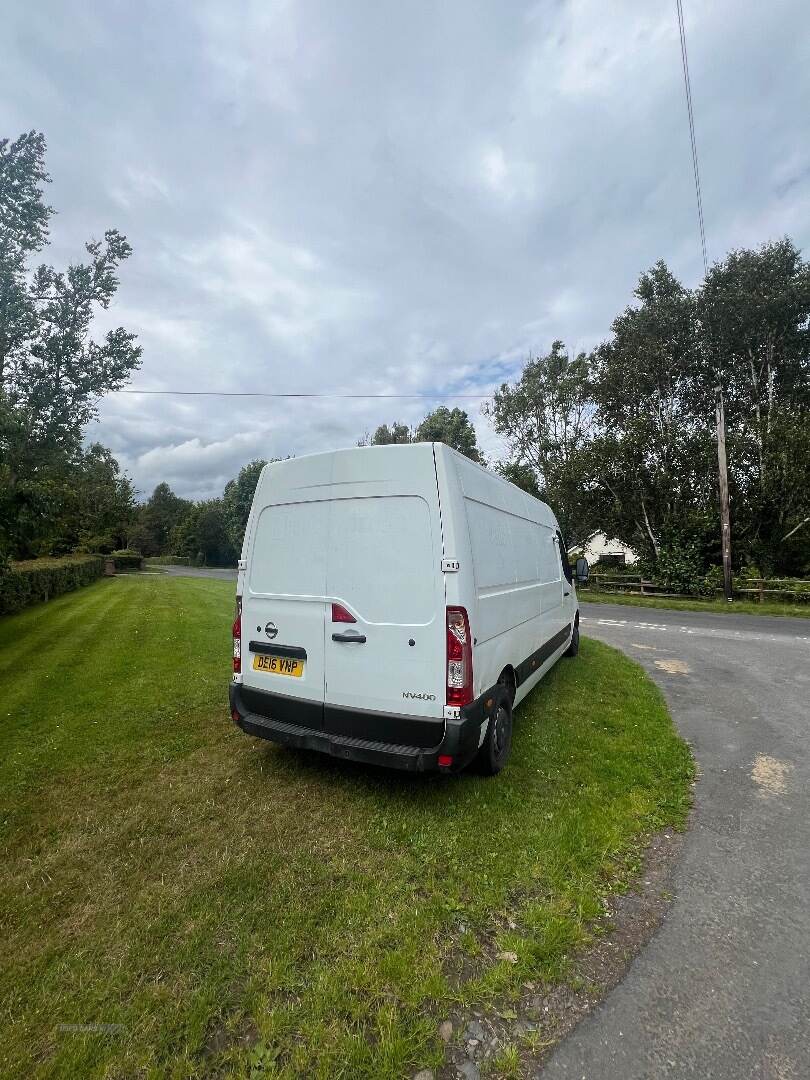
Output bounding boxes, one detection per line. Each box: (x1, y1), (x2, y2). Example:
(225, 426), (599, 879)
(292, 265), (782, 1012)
(264, 621), (278, 640)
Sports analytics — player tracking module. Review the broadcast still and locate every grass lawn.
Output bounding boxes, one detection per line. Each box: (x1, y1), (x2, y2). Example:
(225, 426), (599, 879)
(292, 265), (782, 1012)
(579, 588), (810, 619)
(1, 577), (693, 1079)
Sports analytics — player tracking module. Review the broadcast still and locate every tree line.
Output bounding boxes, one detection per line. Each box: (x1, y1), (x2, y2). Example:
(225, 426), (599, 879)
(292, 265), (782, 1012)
(488, 247), (809, 582)
(2, 130), (808, 580)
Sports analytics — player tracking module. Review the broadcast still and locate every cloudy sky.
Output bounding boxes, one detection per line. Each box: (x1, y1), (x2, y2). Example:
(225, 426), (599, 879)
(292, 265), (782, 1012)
(4, 0), (809, 499)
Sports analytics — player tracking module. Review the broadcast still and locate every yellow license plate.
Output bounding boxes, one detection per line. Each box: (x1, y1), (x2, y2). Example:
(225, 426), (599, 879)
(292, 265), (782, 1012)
(252, 654), (304, 677)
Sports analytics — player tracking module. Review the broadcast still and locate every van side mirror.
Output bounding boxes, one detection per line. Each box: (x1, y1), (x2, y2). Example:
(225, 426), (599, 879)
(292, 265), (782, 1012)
(575, 557), (590, 584)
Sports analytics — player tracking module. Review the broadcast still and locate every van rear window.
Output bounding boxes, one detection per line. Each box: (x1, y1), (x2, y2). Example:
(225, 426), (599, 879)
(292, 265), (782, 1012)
(250, 496), (436, 624)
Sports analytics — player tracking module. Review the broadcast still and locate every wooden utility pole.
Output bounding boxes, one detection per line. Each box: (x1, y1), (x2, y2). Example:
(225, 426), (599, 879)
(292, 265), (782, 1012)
(715, 387), (733, 602)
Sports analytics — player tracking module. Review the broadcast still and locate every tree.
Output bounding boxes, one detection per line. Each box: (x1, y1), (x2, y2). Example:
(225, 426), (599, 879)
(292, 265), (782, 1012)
(366, 421), (412, 446)
(132, 483), (191, 556)
(486, 245), (809, 577)
(496, 461), (543, 500)
(222, 459), (270, 553)
(171, 499), (236, 567)
(588, 263), (715, 563)
(415, 406), (482, 462)
(361, 408), (482, 462)
(52, 444), (136, 554)
(0, 131), (141, 557)
(697, 239), (810, 572)
(486, 341), (594, 541)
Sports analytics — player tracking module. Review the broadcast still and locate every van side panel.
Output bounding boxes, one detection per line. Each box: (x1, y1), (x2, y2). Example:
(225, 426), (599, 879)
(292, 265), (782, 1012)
(438, 448), (571, 708)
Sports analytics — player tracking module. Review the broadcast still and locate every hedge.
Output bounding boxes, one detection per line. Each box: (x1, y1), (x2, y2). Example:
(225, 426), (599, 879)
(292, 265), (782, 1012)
(108, 550), (144, 572)
(0, 555), (105, 616)
(144, 555), (191, 566)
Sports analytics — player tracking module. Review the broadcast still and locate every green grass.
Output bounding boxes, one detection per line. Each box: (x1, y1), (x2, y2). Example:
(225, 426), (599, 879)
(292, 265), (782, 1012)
(579, 588), (810, 619)
(0, 578), (694, 1079)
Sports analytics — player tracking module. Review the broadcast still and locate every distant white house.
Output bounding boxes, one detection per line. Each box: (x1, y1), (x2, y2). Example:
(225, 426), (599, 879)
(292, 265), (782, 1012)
(568, 531), (639, 567)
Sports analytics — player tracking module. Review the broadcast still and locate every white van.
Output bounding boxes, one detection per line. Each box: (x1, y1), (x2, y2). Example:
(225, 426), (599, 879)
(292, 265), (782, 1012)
(230, 443), (586, 775)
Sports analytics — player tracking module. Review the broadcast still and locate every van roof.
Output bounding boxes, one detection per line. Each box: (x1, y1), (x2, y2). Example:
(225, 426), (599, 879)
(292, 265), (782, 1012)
(256, 443), (557, 526)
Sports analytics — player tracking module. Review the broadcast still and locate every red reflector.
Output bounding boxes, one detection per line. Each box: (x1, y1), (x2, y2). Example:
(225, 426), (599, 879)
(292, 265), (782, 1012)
(231, 708), (240, 724)
(438, 755), (453, 768)
(331, 602), (356, 623)
(232, 596), (242, 674)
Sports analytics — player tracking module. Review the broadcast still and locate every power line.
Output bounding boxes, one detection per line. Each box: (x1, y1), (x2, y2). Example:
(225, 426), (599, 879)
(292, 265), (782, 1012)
(676, 0), (708, 276)
(114, 389), (491, 399)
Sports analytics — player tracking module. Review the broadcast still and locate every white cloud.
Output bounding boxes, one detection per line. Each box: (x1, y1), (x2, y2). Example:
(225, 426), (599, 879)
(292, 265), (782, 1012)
(109, 166), (171, 210)
(477, 144), (536, 202)
(177, 225), (376, 352)
(3, 0), (808, 499)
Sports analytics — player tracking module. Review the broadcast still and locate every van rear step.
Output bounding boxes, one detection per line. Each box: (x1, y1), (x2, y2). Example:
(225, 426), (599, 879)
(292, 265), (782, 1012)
(230, 686), (485, 773)
(236, 711), (432, 771)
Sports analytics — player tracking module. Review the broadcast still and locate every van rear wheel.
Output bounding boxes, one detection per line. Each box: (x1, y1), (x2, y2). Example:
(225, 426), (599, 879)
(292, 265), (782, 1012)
(565, 621), (580, 657)
(474, 686), (512, 775)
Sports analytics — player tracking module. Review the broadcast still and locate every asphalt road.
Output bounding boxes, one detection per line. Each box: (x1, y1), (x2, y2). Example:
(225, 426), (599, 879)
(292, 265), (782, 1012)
(543, 602), (810, 1080)
(156, 565), (238, 580)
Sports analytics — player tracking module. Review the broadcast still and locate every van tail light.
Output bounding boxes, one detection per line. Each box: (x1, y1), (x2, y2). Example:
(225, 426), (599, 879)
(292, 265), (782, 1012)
(331, 602), (356, 623)
(232, 596), (242, 673)
(446, 606), (473, 707)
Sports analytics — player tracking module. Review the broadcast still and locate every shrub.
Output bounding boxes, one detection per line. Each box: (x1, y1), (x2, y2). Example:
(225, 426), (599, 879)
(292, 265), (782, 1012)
(700, 564), (725, 597)
(0, 556), (105, 615)
(143, 555), (191, 566)
(736, 564), (763, 583)
(108, 549), (143, 572)
(79, 534), (117, 555)
(640, 543), (704, 594)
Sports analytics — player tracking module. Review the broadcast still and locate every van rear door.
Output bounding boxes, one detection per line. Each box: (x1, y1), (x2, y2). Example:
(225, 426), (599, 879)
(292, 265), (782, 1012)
(323, 471), (445, 746)
(241, 499), (327, 730)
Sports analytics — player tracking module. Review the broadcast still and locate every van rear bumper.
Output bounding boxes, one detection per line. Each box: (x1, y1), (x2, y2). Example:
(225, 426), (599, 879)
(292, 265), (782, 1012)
(229, 684), (482, 772)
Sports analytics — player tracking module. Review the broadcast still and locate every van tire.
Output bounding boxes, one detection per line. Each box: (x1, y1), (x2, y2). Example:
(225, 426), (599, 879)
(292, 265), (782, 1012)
(474, 687), (513, 775)
(565, 621), (580, 657)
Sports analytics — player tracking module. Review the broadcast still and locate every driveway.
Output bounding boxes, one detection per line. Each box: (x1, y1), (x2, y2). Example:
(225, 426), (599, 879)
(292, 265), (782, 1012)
(543, 602), (810, 1080)
(158, 565), (237, 581)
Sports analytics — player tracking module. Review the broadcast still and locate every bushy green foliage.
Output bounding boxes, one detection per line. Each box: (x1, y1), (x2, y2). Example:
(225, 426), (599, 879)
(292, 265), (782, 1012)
(0, 555), (104, 614)
(700, 563), (725, 597)
(0, 133), (140, 559)
(130, 483), (191, 557)
(491, 242), (810, 576)
(638, 542), (704, 594)
(360, 407), (482, 462)
(488, 341), (593, 542)
(108, 550), (143, 572)
(415, 406), (482, 462)
(170, 499), (236, 567)
(77, 534), (116, 555)
(222, 459), (269, 552)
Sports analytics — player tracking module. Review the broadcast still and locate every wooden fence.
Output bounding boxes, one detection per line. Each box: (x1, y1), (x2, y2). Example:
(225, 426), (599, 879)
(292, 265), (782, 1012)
(584, 573), (809, 603)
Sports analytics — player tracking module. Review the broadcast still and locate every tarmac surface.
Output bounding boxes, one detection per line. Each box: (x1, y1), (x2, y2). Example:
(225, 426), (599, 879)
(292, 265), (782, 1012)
(542, 602), (810, 1080)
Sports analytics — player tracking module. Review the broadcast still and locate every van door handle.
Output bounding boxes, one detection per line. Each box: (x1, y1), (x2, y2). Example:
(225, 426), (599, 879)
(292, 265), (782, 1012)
(564, 590), (571, 596)
(331, 631), (367, 643)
